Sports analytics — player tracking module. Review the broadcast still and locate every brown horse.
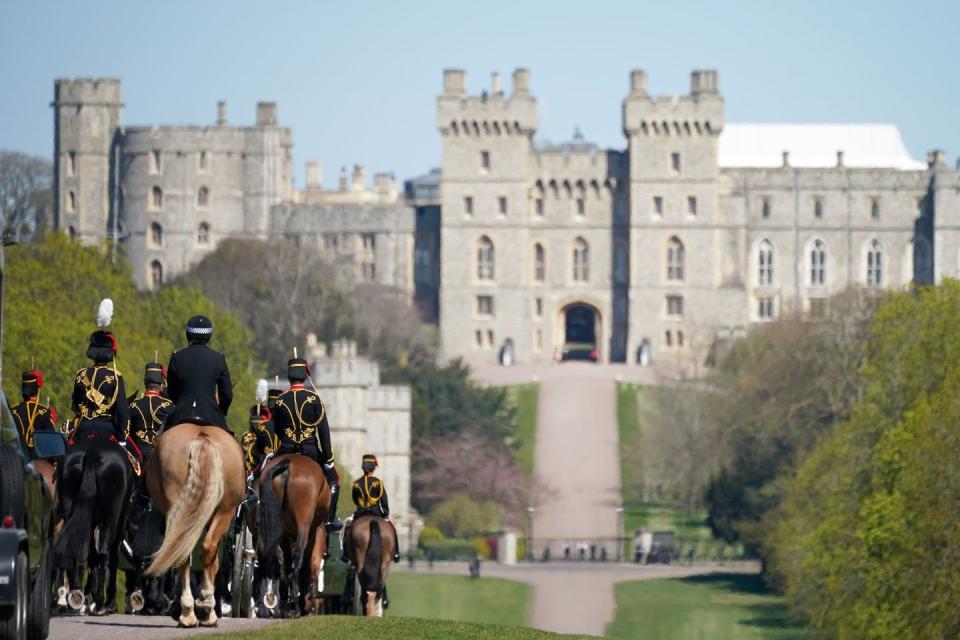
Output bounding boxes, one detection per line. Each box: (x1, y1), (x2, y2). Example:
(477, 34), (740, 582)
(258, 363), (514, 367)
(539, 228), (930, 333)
(144, 424), (244, 627)
(256, 454), (331, 618)
(347, 515), (395, 617)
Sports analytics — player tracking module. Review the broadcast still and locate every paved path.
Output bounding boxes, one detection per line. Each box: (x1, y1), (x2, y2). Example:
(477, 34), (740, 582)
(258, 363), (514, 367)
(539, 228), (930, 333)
(49, 613), (278, 639)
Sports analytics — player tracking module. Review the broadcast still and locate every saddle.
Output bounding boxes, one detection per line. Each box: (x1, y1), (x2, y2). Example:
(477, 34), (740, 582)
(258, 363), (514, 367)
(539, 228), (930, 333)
(68, 431), (141, 477)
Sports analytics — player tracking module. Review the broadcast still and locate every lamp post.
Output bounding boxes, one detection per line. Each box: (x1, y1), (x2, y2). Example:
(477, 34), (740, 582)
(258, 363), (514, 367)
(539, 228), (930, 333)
(526, 506), (536, 562)
(615, 506), (625, 562)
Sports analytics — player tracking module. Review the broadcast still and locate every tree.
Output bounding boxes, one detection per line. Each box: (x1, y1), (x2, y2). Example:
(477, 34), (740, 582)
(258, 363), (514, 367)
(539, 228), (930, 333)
(0, 152), (52, 240)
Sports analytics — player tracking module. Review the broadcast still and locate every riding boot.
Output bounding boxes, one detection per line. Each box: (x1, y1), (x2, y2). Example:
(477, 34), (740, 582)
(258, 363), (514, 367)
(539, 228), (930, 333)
(393, 528), (401, 563)
(242, 473), (259, 508)
(325, 484), (343, 532)
(381, 584), (389, 609)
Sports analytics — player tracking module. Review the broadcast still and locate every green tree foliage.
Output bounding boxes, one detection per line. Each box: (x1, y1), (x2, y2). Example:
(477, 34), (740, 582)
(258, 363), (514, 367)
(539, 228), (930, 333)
(426, 492), (501, 538)
(2, 233), (258, 433)
(770, 281), (960, 638)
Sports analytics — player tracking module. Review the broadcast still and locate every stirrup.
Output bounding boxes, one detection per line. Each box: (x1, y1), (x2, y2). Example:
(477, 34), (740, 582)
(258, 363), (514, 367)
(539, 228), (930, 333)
(325, 519), (343, 532)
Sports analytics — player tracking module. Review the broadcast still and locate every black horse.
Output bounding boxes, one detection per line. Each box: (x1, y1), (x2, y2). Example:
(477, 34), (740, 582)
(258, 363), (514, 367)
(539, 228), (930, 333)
(54, 435), (136, 615)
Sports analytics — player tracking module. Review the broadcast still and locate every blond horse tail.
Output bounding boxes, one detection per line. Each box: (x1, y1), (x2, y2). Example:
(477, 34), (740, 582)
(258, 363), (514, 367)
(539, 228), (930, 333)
(147, 435), (224, 575)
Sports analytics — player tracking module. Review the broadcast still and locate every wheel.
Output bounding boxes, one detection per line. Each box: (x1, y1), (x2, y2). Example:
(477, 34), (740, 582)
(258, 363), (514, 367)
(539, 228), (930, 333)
(0, 447), (25, 527)
(230, 525), (254, 618)
(351, 573), (362, 616)
(0, 552), (28, 640)
(27, 547), (50, 639)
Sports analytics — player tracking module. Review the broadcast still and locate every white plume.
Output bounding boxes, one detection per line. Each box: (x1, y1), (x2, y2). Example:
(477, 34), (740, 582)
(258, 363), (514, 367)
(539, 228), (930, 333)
(97, 298), (114, 328)
(255, 379), (268, 404)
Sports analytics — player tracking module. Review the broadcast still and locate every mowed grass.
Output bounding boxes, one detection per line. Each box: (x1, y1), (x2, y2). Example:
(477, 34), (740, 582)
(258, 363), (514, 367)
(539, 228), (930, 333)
(606, 574), (815, 640)
(209, 616), (597, 640)
(389, 572), (531, 627)
(507, 383), (539, 475)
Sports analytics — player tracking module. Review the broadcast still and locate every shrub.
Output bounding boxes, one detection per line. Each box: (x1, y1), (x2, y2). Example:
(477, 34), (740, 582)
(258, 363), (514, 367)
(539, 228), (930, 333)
(421, 539), (476, 561)
(470, 537), (491, 559)
(418, 525), (445, 547)
(426, 492), (500, 538)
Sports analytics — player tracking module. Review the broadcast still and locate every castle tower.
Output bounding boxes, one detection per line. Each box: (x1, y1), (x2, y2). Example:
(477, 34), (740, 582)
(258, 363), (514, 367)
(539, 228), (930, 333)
(53, 79), (122, 243)
(436, 69), (539, 363)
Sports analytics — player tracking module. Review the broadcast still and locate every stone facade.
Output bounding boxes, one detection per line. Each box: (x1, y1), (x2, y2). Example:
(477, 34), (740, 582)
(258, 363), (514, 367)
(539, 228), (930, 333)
(436, 68), (960, 368)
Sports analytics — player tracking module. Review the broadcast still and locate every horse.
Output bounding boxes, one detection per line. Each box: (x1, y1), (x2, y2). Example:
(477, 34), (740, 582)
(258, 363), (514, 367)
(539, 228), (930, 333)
(53, 435), (136, 615)
(144, 424), (244, 628)
(256, 454), (331, 618)
(346, 515), (396, 617)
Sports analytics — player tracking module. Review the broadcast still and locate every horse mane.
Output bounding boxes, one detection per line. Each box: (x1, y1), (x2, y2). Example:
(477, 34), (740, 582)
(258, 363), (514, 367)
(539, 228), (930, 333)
(147, 435), (224, 575)
(257, 459), (290, 575)
(360, 519), (383, 593)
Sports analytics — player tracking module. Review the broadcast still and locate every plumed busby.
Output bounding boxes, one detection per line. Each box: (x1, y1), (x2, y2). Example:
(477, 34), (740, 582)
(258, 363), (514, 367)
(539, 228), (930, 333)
(21, 370), (43, 398)
(361, 453), (379, 473)
(287, 358), (310, 382)
(87, 298), (117, 363)
(267, 387), (282, 411)
(185, 315), (213, 344)
(144, 362), (166, 386)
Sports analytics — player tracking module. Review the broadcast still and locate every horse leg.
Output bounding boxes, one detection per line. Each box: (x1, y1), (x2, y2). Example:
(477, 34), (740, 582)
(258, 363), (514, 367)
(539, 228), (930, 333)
(308, 524), (326, 614)
(196, 510), (231, 627)
(177, 561), (198, 627)
(366, 591), (378, 618)
(284, 526), (307, 618)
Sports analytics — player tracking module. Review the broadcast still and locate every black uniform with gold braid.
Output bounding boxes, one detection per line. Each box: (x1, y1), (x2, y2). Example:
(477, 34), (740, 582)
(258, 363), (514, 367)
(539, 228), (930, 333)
(273, 357), (341, 528)
(71, 330), (129, 443)
(242, 405), (276, 476)
(11, 370), (57, 457)
(348, 454), (400, 562)
(127, 362), (172, 462)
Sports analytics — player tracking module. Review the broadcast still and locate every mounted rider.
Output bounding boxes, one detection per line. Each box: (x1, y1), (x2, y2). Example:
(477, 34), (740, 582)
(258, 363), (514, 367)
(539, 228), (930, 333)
(71, 300), (129, 444)
(127, 362), (172, 462)
(242, 403), (276, 476)
(165, 315), (233, 432)
(347, 454), (401, 562)
(272, 357), (342, 531)
(11, 369), (58, 457)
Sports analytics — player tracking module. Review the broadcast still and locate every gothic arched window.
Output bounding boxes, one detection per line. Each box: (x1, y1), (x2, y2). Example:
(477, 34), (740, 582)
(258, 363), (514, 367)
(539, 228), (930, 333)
(867, 239), (883, 286)
(667, 237), (685, 281)
(150, 260), (163, 288)
(150, 222), (163, 247)
(573, 237), (589, 282)
(758, 240), (774, 285)
(534, 243), (545, 282)
(197, 222), (210, 245)
(810, 239), (827, 285)
(151, 186), (163, 210)
(477, 236), (495, 280)
(197, 186), (209, 208)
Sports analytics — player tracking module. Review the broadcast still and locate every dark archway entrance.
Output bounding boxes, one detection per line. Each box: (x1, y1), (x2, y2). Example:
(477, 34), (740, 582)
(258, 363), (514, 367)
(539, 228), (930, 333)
(560, 303), (600, 362)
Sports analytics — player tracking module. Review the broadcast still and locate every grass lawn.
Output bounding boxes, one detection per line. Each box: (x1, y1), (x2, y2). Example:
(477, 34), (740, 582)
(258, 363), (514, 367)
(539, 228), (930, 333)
(507, 383), (539, 475)
(606, 573), (815, 640)
(390, 572), (532, 627)
(209, 616), (596, 640)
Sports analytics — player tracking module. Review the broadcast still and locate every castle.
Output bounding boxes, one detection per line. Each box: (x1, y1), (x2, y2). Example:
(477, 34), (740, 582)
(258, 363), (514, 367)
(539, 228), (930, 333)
(53, 70), (960, 368)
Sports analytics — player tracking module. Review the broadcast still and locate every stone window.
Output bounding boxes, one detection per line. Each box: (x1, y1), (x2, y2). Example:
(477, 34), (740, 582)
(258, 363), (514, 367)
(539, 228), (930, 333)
(323, 233), (338, 251)
(534, 243), (546, 282)
(572, 237), (589, 282)
(480, 150), (491, 171)
(362, 233), (376, 251)
(198, 151), (209, 172)
(758, 296), (775, 320)
(576, 198), (585, 216)
(677, 330), (685, 348)
(758, 240), (774, 285)
(150, 150), (162, 174)
(476, 295), (494, 317)
(487, 330), (495, 348)
(867, 239), (883, 286)
(150, 260), (163, 288)
(535, 297), (543, 317)
(498, 196), (508, 215)
(667, 237), (685, 281)
(197, 222), (210, 245)
(361, 261), (376, 281)
(150, 186), (163, 210)
(809, 239), (827, 285)
(67, 226), (76, 239)
(665, 330), (673, 347)
(687, 196), (697, 216)
(66, 191), (76, 213)
(870, 197), (880, 220)
(761, 197), (771, 219)
(475, 330), (483, 348)
(150, 222), (163, 247)
(666, 295), (684, 317)
(464, 196), (474, 216)
(67, 151), (77, 176)
(197, 186), (209, 208)
(814, 197), (824, 219)
(671, 152), (681, 174)
(653, 196), (663, 216)
(477, 236), (495, 280)
(535, 198), (544, 216)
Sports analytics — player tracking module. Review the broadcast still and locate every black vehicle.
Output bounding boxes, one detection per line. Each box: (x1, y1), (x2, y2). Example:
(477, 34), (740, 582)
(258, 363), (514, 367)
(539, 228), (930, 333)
(0, 243), (63, 640)
(560, 343), (598, 362)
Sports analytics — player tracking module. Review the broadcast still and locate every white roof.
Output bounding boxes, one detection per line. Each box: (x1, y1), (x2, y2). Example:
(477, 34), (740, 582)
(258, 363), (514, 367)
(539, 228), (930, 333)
(718, 124), (926, 170)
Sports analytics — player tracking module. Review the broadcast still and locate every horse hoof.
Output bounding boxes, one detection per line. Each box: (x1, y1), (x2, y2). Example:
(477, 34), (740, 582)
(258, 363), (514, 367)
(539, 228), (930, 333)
(178, 614), (199, 628)
(199, 613), (218, 627)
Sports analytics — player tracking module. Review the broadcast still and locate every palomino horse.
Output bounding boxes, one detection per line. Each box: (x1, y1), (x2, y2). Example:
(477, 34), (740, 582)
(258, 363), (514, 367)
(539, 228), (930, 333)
(347, 515), (396, 617)
(54, 435), (136, 614)
(145, 424), (244, 627)
(256, 454), (331, 618)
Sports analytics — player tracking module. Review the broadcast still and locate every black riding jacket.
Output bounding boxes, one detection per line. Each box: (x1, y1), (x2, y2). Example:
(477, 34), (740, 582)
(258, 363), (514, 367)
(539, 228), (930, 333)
(71, 364), (129, 441)
(273, 386), (334, 466)
(128, 392), (172, 458)
(166, 344), (233, 430)
(241, 417), (276, 475)
(11, 398), (56, 454)
(352, 473), (390, 519)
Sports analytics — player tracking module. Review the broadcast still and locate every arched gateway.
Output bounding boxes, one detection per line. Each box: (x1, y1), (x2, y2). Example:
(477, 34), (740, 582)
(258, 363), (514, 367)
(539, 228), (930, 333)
(558, 302), (601, 362)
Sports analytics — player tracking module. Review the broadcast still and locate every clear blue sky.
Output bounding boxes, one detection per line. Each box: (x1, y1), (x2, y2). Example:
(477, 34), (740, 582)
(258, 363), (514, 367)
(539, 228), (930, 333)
(1, 0), (957, 187)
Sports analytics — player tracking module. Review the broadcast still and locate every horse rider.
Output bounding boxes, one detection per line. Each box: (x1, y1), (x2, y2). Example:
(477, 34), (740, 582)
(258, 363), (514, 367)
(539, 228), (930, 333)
(272, 357), (342, 531)
(127, 362), (172, 463)
(345, 454), (401, 562)
(165, 315), (233, 432)
(242, 404), (276, 477)
(11, 369), (58, 457)
(71, 329), (129, 443)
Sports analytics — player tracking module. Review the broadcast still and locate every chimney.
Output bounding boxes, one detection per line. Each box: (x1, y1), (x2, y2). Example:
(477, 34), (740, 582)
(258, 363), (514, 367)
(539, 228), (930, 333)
(443, 69), (467, 96)
(629, 69), (647, 96)
(351, 164), (365, 191)
(216, 101), (227, 126)
(338, 166), (348, 191)
(782, 150), (790, 168)
(256, 101), (277, 126)
(928, 149), (946, 168)
(836, 150), (844, 168)
(491, 72), (502, 96)
(691, 69), (718, 96)
(512, 68), (530, 96)
(306, 161), (322, 189)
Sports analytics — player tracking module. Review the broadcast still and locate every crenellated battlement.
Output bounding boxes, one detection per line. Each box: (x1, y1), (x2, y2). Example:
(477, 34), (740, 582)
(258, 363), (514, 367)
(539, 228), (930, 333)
(437, 68), (538, 136)
(623, 68), (725, 137)
(54, 78), (122, 106)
